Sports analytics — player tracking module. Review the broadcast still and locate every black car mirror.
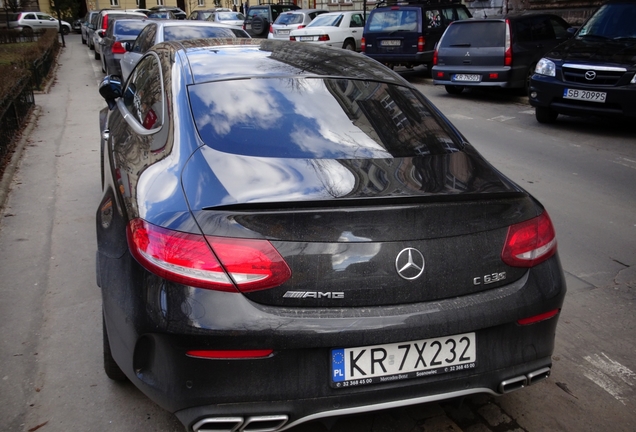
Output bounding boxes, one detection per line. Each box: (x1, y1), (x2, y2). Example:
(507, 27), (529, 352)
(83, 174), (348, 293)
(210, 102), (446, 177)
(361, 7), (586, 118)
(567, 27), (578, 36)
(99, 75), (123, 110)
(97, 29), (106, 38)
(123, 42), (132, 52)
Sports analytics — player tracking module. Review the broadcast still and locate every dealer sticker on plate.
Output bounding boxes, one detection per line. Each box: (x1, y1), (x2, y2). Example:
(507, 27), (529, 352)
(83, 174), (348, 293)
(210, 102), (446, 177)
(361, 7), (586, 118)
(331, 332), (476, 388)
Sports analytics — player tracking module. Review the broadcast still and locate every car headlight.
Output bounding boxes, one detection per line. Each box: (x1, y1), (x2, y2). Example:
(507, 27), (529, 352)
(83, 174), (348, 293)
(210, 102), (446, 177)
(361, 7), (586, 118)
(631, 73), (636, 84)
(535, 58), (556, 77)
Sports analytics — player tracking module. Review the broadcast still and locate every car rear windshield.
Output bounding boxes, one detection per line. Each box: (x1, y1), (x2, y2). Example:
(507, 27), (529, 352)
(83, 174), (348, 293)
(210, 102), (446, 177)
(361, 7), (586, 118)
(578, 2), (636, 39)
(367, 10), (419, 32)
(275, 13), (304, 25)
(308, 14), (343, 28)
(115, 20), (150, 36)
(189, 78), (462, 159)
(440, 22), (505, 47)
(163, 26), (246, 40)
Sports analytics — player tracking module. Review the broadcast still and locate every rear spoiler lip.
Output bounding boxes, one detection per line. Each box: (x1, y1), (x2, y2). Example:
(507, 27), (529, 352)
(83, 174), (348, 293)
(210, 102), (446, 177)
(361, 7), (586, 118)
(202, 191), (528, 212)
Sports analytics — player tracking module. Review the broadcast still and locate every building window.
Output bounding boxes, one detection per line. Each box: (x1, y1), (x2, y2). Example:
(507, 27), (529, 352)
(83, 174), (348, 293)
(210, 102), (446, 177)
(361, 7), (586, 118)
(110, 0), (119, 6)
(198, 0), (205, 6)
(157, 0), (165, 5)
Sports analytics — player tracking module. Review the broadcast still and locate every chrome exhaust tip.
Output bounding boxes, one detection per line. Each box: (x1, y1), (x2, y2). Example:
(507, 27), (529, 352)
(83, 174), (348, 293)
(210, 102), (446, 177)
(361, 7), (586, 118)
(498, 375), (527, 394)
(527, 367), (551, 385)
(192, 417), (244, 432)
(242, 415), (288, 432)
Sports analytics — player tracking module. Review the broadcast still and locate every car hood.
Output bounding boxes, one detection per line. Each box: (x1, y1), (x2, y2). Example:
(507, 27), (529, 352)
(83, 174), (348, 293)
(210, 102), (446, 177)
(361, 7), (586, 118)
(546, 36), (636, 66)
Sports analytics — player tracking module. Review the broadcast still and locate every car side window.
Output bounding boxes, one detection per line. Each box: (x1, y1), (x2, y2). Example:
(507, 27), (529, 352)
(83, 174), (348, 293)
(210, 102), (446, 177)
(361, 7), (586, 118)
(351, 14), (364, 28)
(455, 7), (470, 21)
(134, 25), (157, 53)
(24, 14), (36, 20)
(550, 17), (570, 39)
(530, 17), (554, 41)
(425, 9), (442, 28)
(123, 55), (163, 130)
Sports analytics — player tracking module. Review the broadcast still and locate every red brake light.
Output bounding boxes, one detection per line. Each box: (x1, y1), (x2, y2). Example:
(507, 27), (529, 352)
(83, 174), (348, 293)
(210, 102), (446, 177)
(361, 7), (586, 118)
(297, 25), (305, 29)
(127, 219), (291, 292)
(112, 41), (126, 54)
(433, 48), (438, 65)
(417, 36), (425, 53)
(102, 15), (108, 30)
(504, 19), (512, 66)
(361, 37), (366, 52)
(186, 349), (274, 359)
(501, 212), (557, 268)
(318, 34), (330, 42)
(290, 36), (296, 41)
(269, 24), (273, 34)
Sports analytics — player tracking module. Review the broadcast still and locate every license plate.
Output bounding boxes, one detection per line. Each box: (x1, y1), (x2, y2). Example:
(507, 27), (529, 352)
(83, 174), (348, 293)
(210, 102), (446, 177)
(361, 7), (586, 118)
(452, 74), (481, 82)
(278, 30), (290, 35)
(380, 40), (401, 46)
(299, 36), (314, 42)
(331, 332), (476, 388)
(563, 88), (606, 103)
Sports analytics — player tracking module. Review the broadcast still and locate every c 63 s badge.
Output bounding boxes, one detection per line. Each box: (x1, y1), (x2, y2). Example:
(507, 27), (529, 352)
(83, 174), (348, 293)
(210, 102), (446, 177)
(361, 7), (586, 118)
(473, 272), (506, 286)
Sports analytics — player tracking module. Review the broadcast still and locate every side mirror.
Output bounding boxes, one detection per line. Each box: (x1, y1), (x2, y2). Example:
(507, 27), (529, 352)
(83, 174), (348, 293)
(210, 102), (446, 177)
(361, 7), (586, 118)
(97, 29), (106, 38)
(566, 27), (578, 36)
(123, 41), (131, 51)
(99, 75), (123, 110)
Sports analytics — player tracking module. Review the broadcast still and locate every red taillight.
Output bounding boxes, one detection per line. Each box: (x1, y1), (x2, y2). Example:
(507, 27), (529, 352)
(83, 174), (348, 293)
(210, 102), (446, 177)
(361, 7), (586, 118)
(517, 309), (560, 325)
(269, 24), (273, 34)
(290, 36), (296, 41)
(112, 41), (126, 54)
(417, 36), (425, 52)
(489, 73), (499, 79)
(127, 219), (291, 292)
(501, 212), (557, 268)
(504, 19), (512, 66)
(297, 25), (305, 29)
(186, 349), (274, 359)
(433, 48), (438, 65)
(318, 34), (329, 42)
(361, 37), (366, 52)
(102, 15), (108, 30)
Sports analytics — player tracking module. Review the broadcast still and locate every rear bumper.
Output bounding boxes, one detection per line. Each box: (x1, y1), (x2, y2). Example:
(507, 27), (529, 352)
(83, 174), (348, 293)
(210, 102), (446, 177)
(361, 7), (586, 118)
(100, 249), (566, 431)
(364, 51), (431, 66)
(529, 74), (636, 118)
(432, 66), (520, 88)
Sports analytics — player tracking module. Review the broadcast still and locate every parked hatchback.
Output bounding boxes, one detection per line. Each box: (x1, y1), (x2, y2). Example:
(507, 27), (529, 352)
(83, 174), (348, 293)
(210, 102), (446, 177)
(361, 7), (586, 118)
(432, 14), (572, 95)
(529, 0), (636, 123)
(92, 10), (148, 60)
(243, 3), (300, 38)
(362, 2), (471, 73)
(97, 37), (565, 432)
(99, 18), (151, 76)
(289, 11), (366, 51)
(8, 11), (72, 35)
(268, 9), (327, 40)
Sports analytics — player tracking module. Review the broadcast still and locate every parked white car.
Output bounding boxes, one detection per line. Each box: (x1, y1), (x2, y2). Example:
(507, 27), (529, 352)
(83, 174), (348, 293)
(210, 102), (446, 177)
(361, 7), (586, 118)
(289, 11), (365, 51)
(8, 12), (72, 35)
(268, 9), (327, 40)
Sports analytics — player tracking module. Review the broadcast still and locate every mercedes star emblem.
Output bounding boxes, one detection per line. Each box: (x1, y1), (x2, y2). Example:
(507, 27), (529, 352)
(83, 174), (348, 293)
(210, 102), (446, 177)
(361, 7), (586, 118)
(395, 248), (425, 280)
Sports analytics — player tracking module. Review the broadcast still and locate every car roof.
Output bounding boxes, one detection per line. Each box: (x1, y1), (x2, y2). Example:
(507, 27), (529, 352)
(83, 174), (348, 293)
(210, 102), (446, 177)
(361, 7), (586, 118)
(315, 10), (364, 16)
(169, 39), (407, 85)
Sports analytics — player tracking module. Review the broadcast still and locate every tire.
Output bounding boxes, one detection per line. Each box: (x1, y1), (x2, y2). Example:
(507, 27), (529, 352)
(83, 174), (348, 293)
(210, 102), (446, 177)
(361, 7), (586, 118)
(251, 16), (269, 37)
(89, 39), (94, 50)
(22, 26), (33, 36)
(94, 49), (100, 60)
(535, 106), (558, 124)
(103, 315), (127, 382)
(423, 62), (433, 78)
(101, 55), (106, 73)
(343, 40), (355, 51)
(82, 35), (86, 44)
(522, 64), (536, 96)
(445, 85), (464, 95)
(61, 26), (70, 35)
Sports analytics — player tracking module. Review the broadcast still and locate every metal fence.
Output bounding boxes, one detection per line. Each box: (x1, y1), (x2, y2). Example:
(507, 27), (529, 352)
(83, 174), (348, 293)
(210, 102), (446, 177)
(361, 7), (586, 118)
(0, 76), (35, 168)
(31, 46), (56, 90)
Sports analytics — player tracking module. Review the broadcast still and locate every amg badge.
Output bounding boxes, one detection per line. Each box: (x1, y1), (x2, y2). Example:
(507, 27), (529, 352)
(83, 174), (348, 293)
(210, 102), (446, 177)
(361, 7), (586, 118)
(283, 291), (345, 299)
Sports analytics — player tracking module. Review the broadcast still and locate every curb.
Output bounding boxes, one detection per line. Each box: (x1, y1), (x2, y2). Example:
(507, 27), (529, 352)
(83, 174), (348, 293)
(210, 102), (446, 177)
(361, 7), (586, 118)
(0, 105), (42, 213)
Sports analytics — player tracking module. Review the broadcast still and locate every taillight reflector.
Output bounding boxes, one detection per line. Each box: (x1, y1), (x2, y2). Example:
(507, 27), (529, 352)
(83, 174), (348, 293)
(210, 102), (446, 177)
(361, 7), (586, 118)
(517, 309), (559, 325)
(318, 34), (329, 42)
(127, 219), (291, 292)
(186, 349), (273, 359)
(433, 48), (438, 65)
(501, 212), (557, 268)
(361, 37), (366, 52)
(489, 73), (499, 79)
(112, 41), (126, 54)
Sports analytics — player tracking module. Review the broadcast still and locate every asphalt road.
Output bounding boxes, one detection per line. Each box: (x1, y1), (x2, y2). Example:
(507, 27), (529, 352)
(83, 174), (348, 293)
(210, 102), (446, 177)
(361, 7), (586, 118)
(0, 35), (634, 432)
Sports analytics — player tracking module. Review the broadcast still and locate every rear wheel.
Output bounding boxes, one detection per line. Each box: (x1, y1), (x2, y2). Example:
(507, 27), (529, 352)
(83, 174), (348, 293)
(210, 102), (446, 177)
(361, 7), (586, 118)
(61, 26), (70, 35)
(82, 34), (86, 44)
(535, 106), (558, 123)
(94, 49), (100, 60)
(22, 27), (33, 36)
(445, 85), (464, 95)
(103, 315), (127, 381)
(343, 40), (355, 51)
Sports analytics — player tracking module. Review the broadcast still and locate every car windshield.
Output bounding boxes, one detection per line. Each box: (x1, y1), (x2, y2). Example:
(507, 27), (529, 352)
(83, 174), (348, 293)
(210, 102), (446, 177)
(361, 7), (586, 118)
(189, 78), (461, 159)
(217, 12), (244, 21)
(439, 22), (505, 47)
(163, 25), (247, 40)
(115, 20), (150, 36)
(367, 10), (419, 32)
(308, 14), (342, 28)
(578, 2), (636, 39)
(276, 13), (304, 25)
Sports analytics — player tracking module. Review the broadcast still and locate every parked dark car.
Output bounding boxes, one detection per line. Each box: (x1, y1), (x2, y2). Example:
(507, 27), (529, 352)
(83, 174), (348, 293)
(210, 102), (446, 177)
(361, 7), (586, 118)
(432, 13), (572, 95)
(91, 9), (147, 59)
(99, 18), (151, 76)
(529, 0), (636, 123)
(187, 8), (231, 20)
(73, 18), (82, 33)
(362, 1), (471, 73)
(81, 10), (99, 44)
(243, 3), (300, 38)
(97, 38), (566, 432)
(148, 6), (186, 20)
